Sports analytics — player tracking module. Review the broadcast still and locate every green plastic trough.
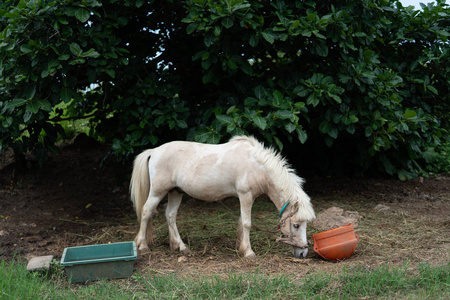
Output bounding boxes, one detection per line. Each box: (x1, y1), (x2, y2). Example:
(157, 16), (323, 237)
(61, 241), (137, 282)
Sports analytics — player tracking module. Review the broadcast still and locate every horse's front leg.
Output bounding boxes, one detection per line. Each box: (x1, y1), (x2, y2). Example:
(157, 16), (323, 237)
(135, 192), (164, 251)
(236, 192), (256, 258)
(166, 191), (191, 255)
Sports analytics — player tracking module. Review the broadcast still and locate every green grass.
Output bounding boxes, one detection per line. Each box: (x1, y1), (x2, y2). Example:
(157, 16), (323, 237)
(1, 259), (449, 299)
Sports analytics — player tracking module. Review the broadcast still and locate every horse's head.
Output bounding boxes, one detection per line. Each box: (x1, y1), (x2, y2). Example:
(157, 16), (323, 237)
(277, 201), (314, 258)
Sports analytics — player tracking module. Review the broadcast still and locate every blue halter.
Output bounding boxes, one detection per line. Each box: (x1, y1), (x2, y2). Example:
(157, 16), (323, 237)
(279, 201), (290, 218)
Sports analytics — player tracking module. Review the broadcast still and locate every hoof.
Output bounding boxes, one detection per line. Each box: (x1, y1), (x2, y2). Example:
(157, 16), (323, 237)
(138, 247), (151, 255)
(137, 242), (149, 251)
(241, 251), (256, 259)
(181, 247), (192, 256)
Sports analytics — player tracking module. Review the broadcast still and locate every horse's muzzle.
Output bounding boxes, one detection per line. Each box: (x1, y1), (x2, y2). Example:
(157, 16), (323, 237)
(293, 247), (308, 258)
(276, 236), (308, 248)
(276, 236), (309, 258)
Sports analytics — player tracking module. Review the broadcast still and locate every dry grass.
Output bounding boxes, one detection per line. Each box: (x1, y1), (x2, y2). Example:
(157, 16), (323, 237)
(77, 184), (449, 279)
(33, 177), (448, 280)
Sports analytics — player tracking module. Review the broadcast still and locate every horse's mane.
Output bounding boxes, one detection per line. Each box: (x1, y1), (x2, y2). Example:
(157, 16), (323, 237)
(230, 136), (315, 221)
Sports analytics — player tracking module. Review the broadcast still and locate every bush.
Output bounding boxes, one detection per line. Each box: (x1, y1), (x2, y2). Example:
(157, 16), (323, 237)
(1, 0), (449, 177)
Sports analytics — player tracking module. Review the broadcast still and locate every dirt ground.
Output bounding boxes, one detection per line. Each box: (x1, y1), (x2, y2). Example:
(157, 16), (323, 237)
(1, 142), (449, 278)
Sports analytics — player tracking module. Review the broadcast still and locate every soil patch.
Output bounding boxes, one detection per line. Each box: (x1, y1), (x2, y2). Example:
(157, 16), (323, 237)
(1, 144), (449, 278)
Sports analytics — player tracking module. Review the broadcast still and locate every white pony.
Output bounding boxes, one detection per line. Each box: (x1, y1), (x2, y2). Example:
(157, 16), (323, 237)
(130, 136), (315, 258)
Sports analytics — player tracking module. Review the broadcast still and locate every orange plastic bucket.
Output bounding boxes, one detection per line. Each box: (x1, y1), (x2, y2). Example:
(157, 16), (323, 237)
(313, 224), (359, 261)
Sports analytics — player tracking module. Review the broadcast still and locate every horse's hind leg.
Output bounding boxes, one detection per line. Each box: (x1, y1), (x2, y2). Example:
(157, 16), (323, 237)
(166, 191), (191, 255)
(135, 192), (164, 251)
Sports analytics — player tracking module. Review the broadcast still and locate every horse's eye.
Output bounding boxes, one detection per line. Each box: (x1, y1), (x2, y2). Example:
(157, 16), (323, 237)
(293, 223), (300, 229)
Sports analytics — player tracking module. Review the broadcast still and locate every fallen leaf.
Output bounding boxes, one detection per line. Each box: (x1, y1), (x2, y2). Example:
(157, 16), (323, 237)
(178, 256), (188, 263)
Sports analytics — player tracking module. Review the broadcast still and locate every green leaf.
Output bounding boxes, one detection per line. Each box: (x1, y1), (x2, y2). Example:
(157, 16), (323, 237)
(302, 29), (312, 37)
(226, 106), (238, 114)
(403, 110), (417, 119)
(296, 128), (308, 144)
(273, 136), (283, 151)
(319, 121), (331, 134)
(249, 35), (258, 47)
(61, 88), (72, 103)
(252, 115), (267, 130)
(436, 30), (450, 37)
(380, 155), (395, 175)
(206, 132), (221, 144)
(339, 75), (352, 84)
(58, 18), (69, 25)
(306, 93), (319, 107)
(313, 31), (326, 40)
(292, 20), (300, 29)
(154, 115), (165, 127)
(398, 169), (416, 181)
(23, 85), (36, 99)
(427, 85), (438, 95)
(202, 71), (214, 84)
(136, 0), (145, 8)
(244, 97), (258, 106)
(7, 98), (27, 109)
(262, 30), (276, 44)
(324, 137), (334, 147)
(213, 26), (221, 37)
(231, 2), (251, 12)
(26, 101), (40, 114)
(176, 120), (188, 129)
(240, 61), (252, 75)
(75, 8), (90, 23)
(346, 124), (355, 135)
(285, 122), (296, 133)
(194, 129), (210, 143)
(2, 117), (13, 128)
(227, 58), (237, 69)
(69, 58), (85, 65)
(365, 127), (373, 137)
(328, 127), (338, 139)
(349, 115), (359, 123)
(255, 86), (265, 100)
(273, 110), (292, 120)
(272, 90), (283, 107)
(221, 18), (233, 29)
(295, 102), (305, 108)
(353, 32), (366, 37)
(69, 43), (82, 57)
(186, 23), (198, 34)
(316, 43), (328, 57)
(329, 94), (342, 103)
(41, 69), (50, 78)
(106, 69), (116, 78)
(82, 49), (100, 58)
(204, 34), (216, 47)
(58, 54), (70, 61)
(20, 44), (33, 54)
(23, 110), (33, 123)
(216, 115), (233, 125)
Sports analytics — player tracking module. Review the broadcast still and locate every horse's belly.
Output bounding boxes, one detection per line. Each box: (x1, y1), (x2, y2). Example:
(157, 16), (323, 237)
(178, 181), (237, 201)
(175, 172), (239, 201)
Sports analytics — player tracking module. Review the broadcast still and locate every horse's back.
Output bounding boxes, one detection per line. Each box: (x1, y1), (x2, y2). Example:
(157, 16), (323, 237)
(148, 138), (263, 200)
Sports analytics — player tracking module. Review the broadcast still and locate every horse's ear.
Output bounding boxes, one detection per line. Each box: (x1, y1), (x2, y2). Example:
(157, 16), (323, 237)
(291, 201), (299, 213)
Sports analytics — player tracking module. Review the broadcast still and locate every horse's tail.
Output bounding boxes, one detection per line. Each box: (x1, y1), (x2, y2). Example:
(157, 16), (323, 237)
(130, 149), (153, 224)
